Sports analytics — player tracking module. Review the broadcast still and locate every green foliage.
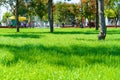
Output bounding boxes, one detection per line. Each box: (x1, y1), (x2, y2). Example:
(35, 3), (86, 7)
(54, 2), (80, 24)
(105, 9), (116, 18)
(2, 12), (12, 23)
(104, 0), (120, 19)
(0, 28), (120, 79)
(31, 0), (48, 19)
(81, 0), (96, 21)
(18, 3), (29, 16)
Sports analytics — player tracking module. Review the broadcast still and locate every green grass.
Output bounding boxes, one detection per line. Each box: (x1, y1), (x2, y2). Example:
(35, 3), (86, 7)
(0, 28), (120, 80)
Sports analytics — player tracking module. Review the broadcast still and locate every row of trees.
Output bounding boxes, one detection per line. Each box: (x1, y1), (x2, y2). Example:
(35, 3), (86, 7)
(1, 0), (119, 26)
(0, 0), (120, 40)
(0, 0), (48, 32)
(82, 0), (120, 28)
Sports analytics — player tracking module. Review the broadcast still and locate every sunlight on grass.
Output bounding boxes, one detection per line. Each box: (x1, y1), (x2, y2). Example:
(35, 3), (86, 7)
(0, 28), (120, 80)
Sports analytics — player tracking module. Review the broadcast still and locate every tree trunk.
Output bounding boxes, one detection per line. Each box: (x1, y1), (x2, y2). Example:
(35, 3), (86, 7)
(16, 0), (19, 32)
(98, 0), (106, 40)
(115, 18), (118, 28)
(96, 0), (99, 30)
(48, 0), (53, 33)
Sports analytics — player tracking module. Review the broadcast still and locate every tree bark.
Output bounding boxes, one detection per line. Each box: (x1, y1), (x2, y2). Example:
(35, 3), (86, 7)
(16, 0), (19, 32)
(96, 0), (99, 30)
(48, 0), (53, 33)
(98, 0), (106, 40)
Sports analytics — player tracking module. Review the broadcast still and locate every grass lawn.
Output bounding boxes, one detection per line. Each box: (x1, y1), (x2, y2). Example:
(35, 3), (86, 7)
(0, 28), (120, 80)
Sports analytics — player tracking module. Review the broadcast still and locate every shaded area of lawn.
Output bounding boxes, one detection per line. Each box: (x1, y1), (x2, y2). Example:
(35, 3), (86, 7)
(0, 43), (120, 68)
(0, 28), (120, 36)
(0, 28), (120, 68)
(0, 33), (42, 39)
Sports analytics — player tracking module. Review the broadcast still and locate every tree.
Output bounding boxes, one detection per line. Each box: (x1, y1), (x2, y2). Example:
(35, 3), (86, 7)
(16, 0), (19, 32)
(81, 0), (106, 40)
(96, 0), (99, 30)
(0, 0), (23, 32)
(104, 0), (120, 28)
(31, 0), (48, 20)
(0, 0), (54, 32)
(81, 0), (96, 28)
(54, 2), (80, 27)
(30, 0), (54, 32)
(48, 0), (53, 32)
(98, 0), (106, 40)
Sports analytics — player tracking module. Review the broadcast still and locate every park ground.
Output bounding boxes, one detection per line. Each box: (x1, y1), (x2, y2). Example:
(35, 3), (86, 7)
(0, 28), (120, 80)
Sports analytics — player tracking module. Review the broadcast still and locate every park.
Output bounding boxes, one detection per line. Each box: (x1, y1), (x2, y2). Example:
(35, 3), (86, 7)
(0, 0), (120, 80)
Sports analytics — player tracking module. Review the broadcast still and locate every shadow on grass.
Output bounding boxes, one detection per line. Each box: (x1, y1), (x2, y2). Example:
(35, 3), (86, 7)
(0, 44), (120, 68)
(0, 29), (120, 38)
(52, 30), (120, 35)
(52, 31), (98, 35)
(17, 31), (98, 35)
(107, 29), (120, 34)
(0, 33), (43, 38)
(24, 30), (120, 35)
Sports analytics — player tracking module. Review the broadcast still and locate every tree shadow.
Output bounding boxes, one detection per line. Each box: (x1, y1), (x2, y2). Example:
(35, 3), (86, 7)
(20, 31), (98, 35)
(30, 29), (120, 35)
(0, 33), (43, 39)
(107, 38), (120, 41)
(107, 30), (120, 34)
(1, 29), (120, 36)
(0, 43), (120, 68)
(52, 31), (98, 35)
